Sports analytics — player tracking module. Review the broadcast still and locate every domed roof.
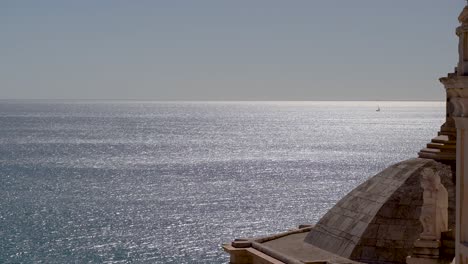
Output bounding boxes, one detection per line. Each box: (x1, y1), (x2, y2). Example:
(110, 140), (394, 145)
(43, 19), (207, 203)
(304, 158), (455, 263)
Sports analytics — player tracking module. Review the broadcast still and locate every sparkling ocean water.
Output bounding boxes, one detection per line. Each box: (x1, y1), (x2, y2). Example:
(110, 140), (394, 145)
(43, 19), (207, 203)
(0, 100), (444, 263)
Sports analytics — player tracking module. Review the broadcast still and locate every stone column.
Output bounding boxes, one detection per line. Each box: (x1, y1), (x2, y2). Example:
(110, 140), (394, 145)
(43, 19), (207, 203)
(454, 113), (468, 264)
(435, 7), (468, 262)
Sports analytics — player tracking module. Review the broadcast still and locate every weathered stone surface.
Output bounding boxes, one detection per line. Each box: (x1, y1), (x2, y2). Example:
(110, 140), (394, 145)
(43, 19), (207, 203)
(412, 247), (440, 257)
(304, 158), (455, 264)
(406, 256), (440, 264)
(414, 239), (441, 249)
(419, 168), (449, 241)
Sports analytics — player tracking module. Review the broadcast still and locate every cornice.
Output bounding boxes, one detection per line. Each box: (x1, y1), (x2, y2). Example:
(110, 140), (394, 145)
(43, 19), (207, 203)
(456, 25), (468, 35)
(440, 75), (468, 89)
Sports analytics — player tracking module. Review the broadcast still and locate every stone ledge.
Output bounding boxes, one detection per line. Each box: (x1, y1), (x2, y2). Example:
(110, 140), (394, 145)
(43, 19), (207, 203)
(223, 244), (286, 264)
(224, 226), (363, 264)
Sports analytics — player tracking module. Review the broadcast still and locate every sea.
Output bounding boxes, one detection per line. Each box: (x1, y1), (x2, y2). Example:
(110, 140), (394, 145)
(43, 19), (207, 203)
(0, 100), (444, 263)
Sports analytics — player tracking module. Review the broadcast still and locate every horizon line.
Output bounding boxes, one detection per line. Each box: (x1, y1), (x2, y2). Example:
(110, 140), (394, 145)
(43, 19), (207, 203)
(0, 99), (445, 102)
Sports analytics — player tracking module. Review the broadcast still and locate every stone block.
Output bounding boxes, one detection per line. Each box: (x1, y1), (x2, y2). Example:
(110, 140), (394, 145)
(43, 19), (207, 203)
(394, 247), (411, 261)
(362, 224), (379, 239)
(377, 247), (397, 262)
(388, 218), (407, 225)
(405, 239), (416, 248)
(341, 242), (357, 257)
(400, 195), (413, 205)
(350, 221), (367, 236)
(360, 238), (377, 246)
(441, 239), (455, 248)
(374, 217), (389, 224)
(359, 192), (382, 203)
(395, 240), (406, 248)
(406, 256), (440, 264)
(387, 224), (405, 240)
(326, 226), (343, 237)
(404, 224), (422, 240)
(318, 213), (331, 224)
(377, 225), (388, 237)
(411, 207), (422, 219)
(414, 239), (441, 248)
(412, 246), (440, 257)
(441, 229), (455, 240)
(341, 208), (357, 218)
(350, 235), (360, 244)
(358, 214), (373, 223)
(342, 232), (354, 241)
(223, 245), (252, 264)
(350, 246), (362, 260)
(363, 202), (381, 215)
(375, 238), (403, 249)
(360, 246), (377, 260)
(325, 212), (340, 226)
(232, 240), (252, 248)
(441, 247), (455, 256)
(376, 195), (388, 203)
(411, 198), (424, 206)
(397, 164), (408, 169)
(379, 205), (397, 218)
(336, 242), (354, 257)
(336, 241), (350, 256)
(376, 239), (392, 248)
(396, 205), (413, 219)
(338, 216), (354, 231)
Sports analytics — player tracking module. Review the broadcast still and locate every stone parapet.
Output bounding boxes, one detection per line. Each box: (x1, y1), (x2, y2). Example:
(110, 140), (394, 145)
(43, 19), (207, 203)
(223, 225), (362, 264)
(223, 226), (313, 264)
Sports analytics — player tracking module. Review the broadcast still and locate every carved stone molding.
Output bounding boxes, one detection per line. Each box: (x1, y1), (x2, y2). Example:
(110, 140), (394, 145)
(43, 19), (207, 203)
(456, 25), (468, 35)
(440, 76), (468, 90)
(449, 98), (468, 118)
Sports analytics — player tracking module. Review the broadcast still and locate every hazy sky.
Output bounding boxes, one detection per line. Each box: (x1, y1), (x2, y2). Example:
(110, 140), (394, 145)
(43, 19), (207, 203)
(0, 0), (464, 100)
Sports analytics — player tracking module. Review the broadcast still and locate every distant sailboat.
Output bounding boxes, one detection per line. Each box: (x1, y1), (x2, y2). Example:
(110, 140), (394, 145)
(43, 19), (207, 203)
(376, 105), (381, 112)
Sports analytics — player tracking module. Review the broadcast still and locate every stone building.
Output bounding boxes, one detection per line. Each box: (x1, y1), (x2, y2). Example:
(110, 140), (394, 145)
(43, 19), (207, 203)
(223, 3), (468, 264)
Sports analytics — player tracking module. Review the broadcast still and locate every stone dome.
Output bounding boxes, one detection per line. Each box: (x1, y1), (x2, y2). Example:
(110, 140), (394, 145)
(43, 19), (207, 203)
(304, 158), (455, 264)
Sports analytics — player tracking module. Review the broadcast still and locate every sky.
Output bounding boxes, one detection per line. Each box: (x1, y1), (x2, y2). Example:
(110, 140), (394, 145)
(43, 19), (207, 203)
(0, 0), (464, 100)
